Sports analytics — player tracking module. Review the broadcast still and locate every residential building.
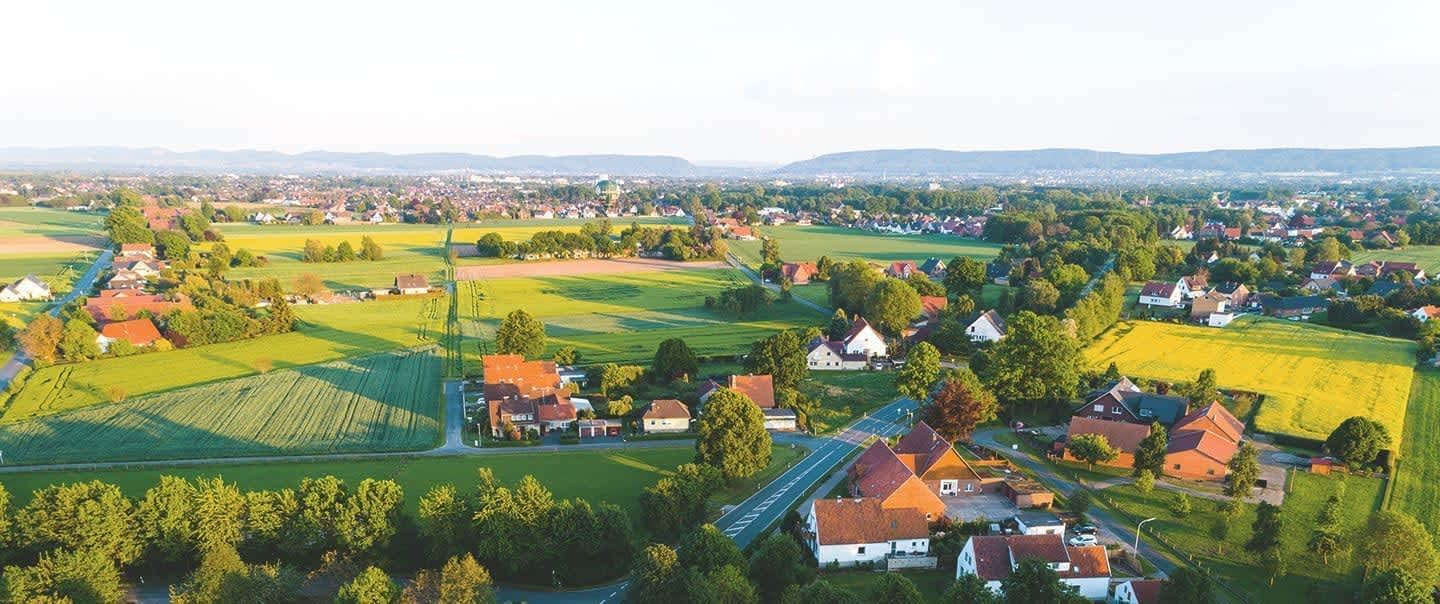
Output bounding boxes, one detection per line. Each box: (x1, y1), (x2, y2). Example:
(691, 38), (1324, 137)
(892, 422), (985, 497)
(84, 291), (193, 322)
(886, 261), (918, 279)
(1114, 579), (1163, 604)
(1258, 294), (1329, 319)
(806, 338), (867, 371)
(698, 374), (776, 409)
(919, 257), (947, 278)
(1074, 378), (1190, 427)
(394, 273), (430, 295)
(842, 317), (888, 358)
(640, 399), (690, 433)
(781, 262), (818, 285)
(117, 243), (155, 259)
(1413, 305), (1440, 323)
(1064, 383), (1243, 481)
(1189, 290), (1228, 320)
(95, 318), (164, 352)
(0, 275), (51, 302)
(1213, 281), (1250, 307)
(1137, 281), (1182, 307)
(919, 296), (948, 321)
(965, 310), (1007, 343)
(806, 498), (931, 568)
(481, 354), (575, 437)
(955, 534), (1111, 600)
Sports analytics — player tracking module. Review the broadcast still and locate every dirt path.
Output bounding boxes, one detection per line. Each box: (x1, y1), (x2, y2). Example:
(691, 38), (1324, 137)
(454, 258), (725, 280)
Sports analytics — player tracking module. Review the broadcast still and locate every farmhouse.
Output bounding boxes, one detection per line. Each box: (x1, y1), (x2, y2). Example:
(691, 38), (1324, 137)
(1138, 281), (1182, 307)
(805, 498), (931, 568)
(955, 534), (1110, 600)
(84, 291), (193, 322)
(394, 274), (430, 295)
(699, 374), (776, 409)
(781, 262), (818, 285)
(1074, 378), (1190, 426)
(806, 337), (867, 371)
(886, 261), (918, 279)
(0, 275), (51, 302)
(481, 354), (576, 437)
(1063, 384), (1244, 481)
(844, 422), (990, 522)
(842, 316), (887, 358)
(117, 243), (155, 259)
(95, 318), (164, 352)
(640, 399), (691, 433)
(965, 310), (1007, 343)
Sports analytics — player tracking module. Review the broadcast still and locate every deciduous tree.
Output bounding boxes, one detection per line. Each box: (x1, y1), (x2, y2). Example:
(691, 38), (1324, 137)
(495, 309), (546, 358)
(921, 368), (997, 441)
(944, 257), (987, 297)
(1362, 568), (1433, 604)
(979, 312), (1081, 409)
(653, 338), (699, 382)
(1161, 567), (1215, 604)
(1325, 416), (1392, 468)
(895, 341), (941, 401)
(1355, 510), (1438, 582)
(1066, 433), (1118, 470)
(1132, 422), (1168, 477)
(1246, 501), (1282, 554)
(694, 389), (771, 480)
(745, 330), (808, 390)
(999, 558), (1086, 604)
(1225, 442), (1261, 498)
(866, 278), (922, 337)
(336, 566), (399, 604)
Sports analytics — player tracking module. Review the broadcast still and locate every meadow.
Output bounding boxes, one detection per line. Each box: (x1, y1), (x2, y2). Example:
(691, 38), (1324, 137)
(3, 295), (446, 418)
(210, 224), (449, 290)
(1084, 317), (1415, 446)
(729, 225), (1002, 266)
(1390, 369), (1440, 539)
(457, 268), (822, 368)
(0, 207), (105, 241)
(1352, 245), (1440, 271)
(0, 348), (441, 465)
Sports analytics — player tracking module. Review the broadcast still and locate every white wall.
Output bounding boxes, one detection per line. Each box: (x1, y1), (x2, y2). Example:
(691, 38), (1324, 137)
(643, 418), (689, 433)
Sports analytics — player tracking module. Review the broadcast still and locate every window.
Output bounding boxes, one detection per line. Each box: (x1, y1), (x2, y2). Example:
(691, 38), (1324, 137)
(1207, 468), (1216, 475)
(1111, 407), (1121, 414)
(1093, 404), (1104, 412)
(857, 546), (866, 555)
(964, 483), (975, 493)
(1173, 463), (1181, 470)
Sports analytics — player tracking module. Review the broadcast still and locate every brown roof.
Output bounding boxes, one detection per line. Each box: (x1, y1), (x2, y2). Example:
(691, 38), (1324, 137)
(968, 534), (1076, 581)
(969, 535), (1015, 580)
(85, 292), (193, 322)
(1139, 281), (1177, 297)
(395, 273), (429, 289)
(920, 296), (947, 318)
(782, 262), (817, 282)
(728, 374), (775, 409)
(1171, 402), (1244, 443)
(1168, 428), (1239, 466)
(811, 498), (928, 545)
(1062, 545), (1111, 579)
(843, 316), (877, 343)
(1065, 416), (1150, 452)
(643, 399), (691, 420)
(99, 318), (163, 346)
(850, 441), (919, 500)
(1121, 579), (1164, 604)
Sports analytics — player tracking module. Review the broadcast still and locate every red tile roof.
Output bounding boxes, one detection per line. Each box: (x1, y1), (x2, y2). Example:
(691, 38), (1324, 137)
(1062, 545), (1111, 579)
(920, 296), (947, 318)
(642, 399), (691, 420)
(728, 374), (775, 409)
(1065, 416), (1150, 452)
(98, 318), (163, 346)
(1122, 579), (1164, 604)
(811, 498), (928, 545)
(850, 441), (919, 500)
(1171, 402), (1243, 443)
(1139, 281), (1177, 297)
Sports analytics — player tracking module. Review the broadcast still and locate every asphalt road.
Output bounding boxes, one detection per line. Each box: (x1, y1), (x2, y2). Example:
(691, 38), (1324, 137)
(0, 249), (112, 390)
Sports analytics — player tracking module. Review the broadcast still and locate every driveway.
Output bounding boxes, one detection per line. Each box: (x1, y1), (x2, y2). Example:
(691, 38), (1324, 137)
(944, 492), (1019, 522)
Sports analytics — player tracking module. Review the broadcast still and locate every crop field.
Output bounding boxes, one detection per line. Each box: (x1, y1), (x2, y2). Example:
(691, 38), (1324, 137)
(0, 348), (440, 465)
(457, 268), (821, 367)
(1391, 369), (1440, 538)
(3, 296), (447, 419)
(729, 225), (1002, 266)
(1353, 246), (1440, 273)
(208, 225), (448, 290)
(1085, 317), (1415, 445)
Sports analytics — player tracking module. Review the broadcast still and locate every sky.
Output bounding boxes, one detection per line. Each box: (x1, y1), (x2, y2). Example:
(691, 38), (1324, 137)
(5, 0), (1440, 163)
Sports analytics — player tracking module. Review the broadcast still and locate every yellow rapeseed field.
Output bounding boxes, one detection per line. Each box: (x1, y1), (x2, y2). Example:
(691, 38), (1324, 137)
(1085, 316), (1415, 445)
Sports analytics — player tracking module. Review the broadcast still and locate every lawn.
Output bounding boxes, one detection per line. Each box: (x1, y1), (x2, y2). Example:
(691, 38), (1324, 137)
(0, 207), (105, 240)
(822, 569), (955, 602)
(1085, 317), (1416, 446)
(729, 225), (1002, 266)
(1099, 471), (1382, 603)
(4, 295), (446, 417)
(0, 348), (441, 465)
(799, 370), (901, 433)
(1352, 246), (1440, 273)
(457, 268), (821, 369)
(1390, 369), (1440, 539)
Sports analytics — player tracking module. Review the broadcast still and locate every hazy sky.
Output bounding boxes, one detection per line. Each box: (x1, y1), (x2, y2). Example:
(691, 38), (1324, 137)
(6, 0), (1439, 162)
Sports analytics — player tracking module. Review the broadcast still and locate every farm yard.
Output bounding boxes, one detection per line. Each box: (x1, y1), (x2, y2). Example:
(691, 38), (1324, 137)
(3, 295), (447, 418)
(729, 224), (1002, 266)
(1391, 369), (1440, 539)
(0, 348), (441, 465)
(456, 266), (822, 368)
(1084, 317), (1415, 445)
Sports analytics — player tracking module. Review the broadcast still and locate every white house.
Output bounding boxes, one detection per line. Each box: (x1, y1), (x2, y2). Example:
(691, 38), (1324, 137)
(1207, 312), (1236, 328)
(0, 275), (52, 302)
(956, 534), (1110, 600)
(842, 317), (887, 358)
(1138, 281), (1182, 308)
(965, 310), (1007, 343)
(763, 408), (799, 432)
(806, 338), (867, 371)
(640, 399), (691, 433)
(1113, 579), (1163, 604)
(1412, 306), (1440, 323)
(1013, 511), (1065, 536)
(394, 273), (430, 295)
(807, 498), (930, 568)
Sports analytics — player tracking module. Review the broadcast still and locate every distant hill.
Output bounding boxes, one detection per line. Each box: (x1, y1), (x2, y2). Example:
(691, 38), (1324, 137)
(775, 147), (1440, 176)
(0, 147), (698, 176)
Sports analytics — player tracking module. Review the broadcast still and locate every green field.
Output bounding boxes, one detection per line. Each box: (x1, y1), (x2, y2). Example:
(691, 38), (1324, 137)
(0, 348), (441, 465)
(1391, 369), (1440, 538)
(729, 225), (1002, 266)
(4, 296), (446, 418)
(1352, 246), (1440, 273)
(1085, 317), (1416, 445)
(0, 207), (104, 239)
(1100, 472), (1382, 602)
(458, 268), (821, 368)
(210, 224), (449, 290)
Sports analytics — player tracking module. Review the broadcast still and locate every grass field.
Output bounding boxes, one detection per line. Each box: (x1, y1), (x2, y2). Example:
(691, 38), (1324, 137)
(1390, 369), (1440, 538)
(0, 207), (104, 239)
(1085, 317), (1416, 445)
(210, 224), (449, 290)
(457, 268), (820, 368)
(822, 569), (954, 602)
(729, 225), (1002, 266)
(799, 371), (900, 433)
(1100, 472), (1382, 602)
(4, 296), (447, 418)
(0, 348), (441, 465)
(1352, 246), (1440, 273)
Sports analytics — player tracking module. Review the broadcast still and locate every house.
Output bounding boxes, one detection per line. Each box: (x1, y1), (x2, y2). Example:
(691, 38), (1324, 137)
(115, 258), (165, 277)
(781, 262), (818, 285)
(394, 274), (430, 295)
(955, 534), (1110, 600)
(0, 275), (52, 302)
(806, 498), (931, 568)
(1075, 378), (1190, 427)
(1164, 402), (1244, 480)
(95, 318), (164, 352)
(698, 374), (776, 409)
(919, 257), (947, 278)
(1113, 579), (1164, 604)
(842, 316), (888, 358)
(1013, 510), (1065, 535)
(1213, 281), (1251, 306)
(481, 355), (575, 437)
(117, 243), (155, 259)
(1310, 260), (1355, 281)
(806, 338), (868, 371)
(84, 292), (193, 322)
(763, 408), (799, 432)
(1299, 276), (1343, 295)
(965, 310), (1007, 343)
(1368, 280), (1404, 298)
(892, 422), (985, 497)
(1412, 306), (1440, 323)
(640, 399), (691, 433)
(919, 296), (948, 321)
(1179, 274), (1208, 299)
(1189, 290), (1228, 320)
(105, 270), (147, 291)
(1259, 294), (1329, 319)
(886, 261), (918, 279)
(847, 441), (947, 520)
(1063, 417), (1149, 468)
(987, 262), (1012, 286)
(1138, 281), (1182, 308)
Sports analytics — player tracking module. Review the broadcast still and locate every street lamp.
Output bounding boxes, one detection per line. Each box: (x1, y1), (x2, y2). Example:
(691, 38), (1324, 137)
(1134, 517), (1158, 554)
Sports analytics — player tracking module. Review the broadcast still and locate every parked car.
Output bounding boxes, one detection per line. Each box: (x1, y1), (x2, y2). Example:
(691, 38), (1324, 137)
(1073, 524), (1098, 535)
(1067, 534), (1098, 547)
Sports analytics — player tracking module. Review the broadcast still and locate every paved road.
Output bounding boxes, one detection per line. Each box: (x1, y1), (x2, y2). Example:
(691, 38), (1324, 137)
(725, 253), (828, 314)
(439, 380), (466, 452)
(0, 250), (112, 390)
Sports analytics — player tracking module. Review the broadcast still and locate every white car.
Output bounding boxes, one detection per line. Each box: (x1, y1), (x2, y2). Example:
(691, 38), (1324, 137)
(1067, 534), (1098, 547)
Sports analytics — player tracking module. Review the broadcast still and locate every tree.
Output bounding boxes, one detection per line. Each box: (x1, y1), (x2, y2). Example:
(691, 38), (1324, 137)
(942, 574), (997, 604)
(358, 236), (384, 261)
(136, 475), (198, 566)
(336, 479), (403, 555)
(1135, 469), (1155, 494)
(999, 558), (1085, 604)
(104, 204), (154, 244)
(641, 465), (719, 539)
(293, 272), (327, 298)
(59, 319), (101, 362)
(0, 321), (15, 353)
(895, 341), (942, 400)
(1260, 547), (1287, 586)
(1362, 569), (1433, 604)
(704, 564), (759, 604)
(16, 480), (142, 567)
(796, 580), (863, 604)
(922, 368), (999, 441)
(1, 548), (125, 604)
(156, 229), (192, 261)
(653, 338), (699, 382)
(745, 330), (808, 390)
(1018, 279), (1060, 313)
(605, 395), (633, 417)
(747, 534), (812, 601)
(1209, 515), (1229, 554)
(867, 278), (923, 336)
(944, 257), (987, 297)
(335, 240), (358, 262)
(1067, 433), (1118, 470)
(827, 308), (851, 341)
(552, 346), (578, 365)
(1325, 416), (1392, 468)
(694, 388), (772, 480)
(1355, 511), (1438, 582)
(337, 566), (399, 604)
(436, 554), (494, 604)
(905, 273), (946, 297)
(1309, 527), (1343, 565)
(828, 261), (881, 315)
(678, 524), (745, 574)
(170, 543), (248, 604)
(1161, 567), (1215, 604)
(1225, 442), (1261, 498)
(1247, 501), (1282, 554)
(868, 573), (924, 604)
(1066, 489), (1091, 516)
(761, 237), (782, 266)
(495, 309), (546, 358)
(1181, 369), (1220, 404)
(627, 544), (688, 604)
(979, 312), (1081, 408)
(418, 485), (471, 561)
(18, 314), (63, 364)
(1132, 422), (1169, 477)
(1171, 493), (1192, 517)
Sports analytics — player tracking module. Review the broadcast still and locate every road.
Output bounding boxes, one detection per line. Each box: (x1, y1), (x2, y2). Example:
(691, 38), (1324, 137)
(725, 253), (828, 314)
(0, 250), (113, 390)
